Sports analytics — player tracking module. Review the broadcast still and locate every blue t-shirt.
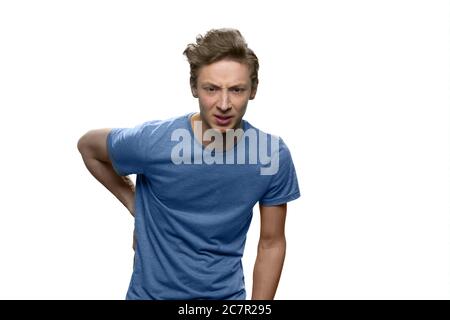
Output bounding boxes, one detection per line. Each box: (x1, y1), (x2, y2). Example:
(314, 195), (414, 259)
(106, 112), (301, 300)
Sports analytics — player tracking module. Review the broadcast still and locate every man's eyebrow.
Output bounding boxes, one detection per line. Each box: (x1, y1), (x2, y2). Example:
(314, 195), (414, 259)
(201, 82), (248, 87)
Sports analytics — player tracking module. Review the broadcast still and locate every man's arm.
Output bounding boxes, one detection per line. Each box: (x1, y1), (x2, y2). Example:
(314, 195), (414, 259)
(251, 203), (287, 300)
(77, 129), (136, 217)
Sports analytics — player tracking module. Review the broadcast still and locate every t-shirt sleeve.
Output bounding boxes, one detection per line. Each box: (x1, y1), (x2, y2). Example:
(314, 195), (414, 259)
(259, 138), (301, 206)
(106, 122), (150, 176)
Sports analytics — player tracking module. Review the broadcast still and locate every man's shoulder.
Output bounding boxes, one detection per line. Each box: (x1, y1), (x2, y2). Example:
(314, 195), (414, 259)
(137, 112), (191, 135)
(243, 119), (289, 151)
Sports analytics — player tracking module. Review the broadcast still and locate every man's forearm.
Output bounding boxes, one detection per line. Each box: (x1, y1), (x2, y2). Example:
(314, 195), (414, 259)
(80, 154), (135, 216)
(251, 238), (286, 300)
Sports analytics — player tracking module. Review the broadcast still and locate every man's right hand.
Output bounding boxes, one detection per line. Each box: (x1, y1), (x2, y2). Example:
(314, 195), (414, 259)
(78, 129), (138, 251)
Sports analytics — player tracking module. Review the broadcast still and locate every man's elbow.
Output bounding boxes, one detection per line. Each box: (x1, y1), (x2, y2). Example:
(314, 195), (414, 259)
(258, 235), (286, 250)
(77, 130), (100, 158)
(77, 131), (91, 154)
(77, 128), (112, 163)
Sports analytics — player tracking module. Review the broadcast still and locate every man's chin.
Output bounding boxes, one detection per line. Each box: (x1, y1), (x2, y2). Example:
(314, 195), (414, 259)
(204, 117), (241, 134)
(206, 122), (231, 132)
(209, 126), (228, 134)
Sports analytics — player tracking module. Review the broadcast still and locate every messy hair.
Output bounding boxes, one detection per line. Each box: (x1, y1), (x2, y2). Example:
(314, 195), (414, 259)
(183, 28), (259, 90)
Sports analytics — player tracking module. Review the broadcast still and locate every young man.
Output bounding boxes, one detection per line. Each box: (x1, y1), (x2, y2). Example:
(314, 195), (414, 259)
(77, 28), (301, 300)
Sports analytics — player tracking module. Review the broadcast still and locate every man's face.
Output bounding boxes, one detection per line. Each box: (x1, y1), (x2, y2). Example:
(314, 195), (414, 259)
(192, 59), (257, 134)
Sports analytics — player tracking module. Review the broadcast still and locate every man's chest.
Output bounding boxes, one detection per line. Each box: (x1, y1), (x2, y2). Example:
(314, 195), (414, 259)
(142, 162), (269, 209)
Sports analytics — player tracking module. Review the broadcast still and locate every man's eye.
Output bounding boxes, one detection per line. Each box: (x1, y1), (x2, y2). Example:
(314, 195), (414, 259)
(204, 87), (244, 93)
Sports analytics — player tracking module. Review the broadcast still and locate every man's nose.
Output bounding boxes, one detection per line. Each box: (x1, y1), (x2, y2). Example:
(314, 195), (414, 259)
(217, 91), (231, 111)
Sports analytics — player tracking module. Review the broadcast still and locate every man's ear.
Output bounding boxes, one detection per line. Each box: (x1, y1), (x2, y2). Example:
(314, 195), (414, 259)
(249, 85), (258, 100)
(191, 85), (198, 98)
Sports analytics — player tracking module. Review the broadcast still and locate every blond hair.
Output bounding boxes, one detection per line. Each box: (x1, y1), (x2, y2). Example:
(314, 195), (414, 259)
(183, 28), (259, 90)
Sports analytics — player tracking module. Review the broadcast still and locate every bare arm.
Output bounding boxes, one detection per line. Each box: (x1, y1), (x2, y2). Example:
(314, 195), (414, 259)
(251, 203), (287, 300)
(77, 129), (136, 217)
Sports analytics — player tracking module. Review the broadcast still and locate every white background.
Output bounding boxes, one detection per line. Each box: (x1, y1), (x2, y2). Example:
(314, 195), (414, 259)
(0, 0), (449, 299)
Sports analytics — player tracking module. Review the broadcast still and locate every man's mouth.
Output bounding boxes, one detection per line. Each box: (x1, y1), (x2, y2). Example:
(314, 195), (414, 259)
(214, 115), (233, 125)
(214, 115), (232, 120)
